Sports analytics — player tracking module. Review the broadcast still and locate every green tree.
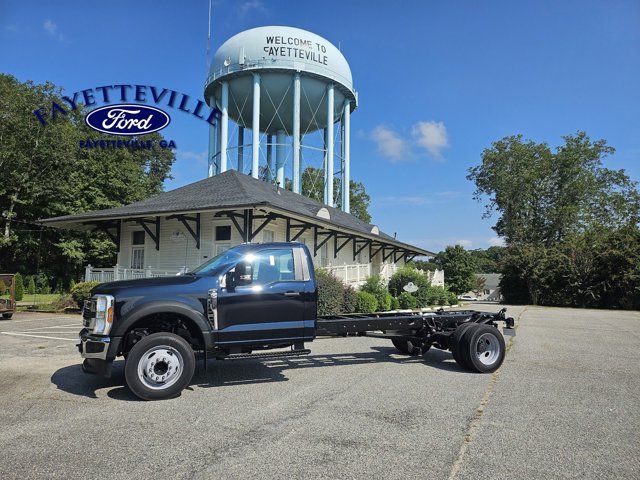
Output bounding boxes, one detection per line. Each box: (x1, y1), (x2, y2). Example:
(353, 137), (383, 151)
(295, 167), (371, 223)
(27, 276), (36, 295)
(467, 132), (639, 246)
(13, 273), (24, 301)
(0, 75), (175, 284)
(433, 245), (476, 295)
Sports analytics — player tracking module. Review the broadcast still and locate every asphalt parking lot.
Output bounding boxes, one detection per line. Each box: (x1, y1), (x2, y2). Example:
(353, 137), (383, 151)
(0, 304), (638, 479)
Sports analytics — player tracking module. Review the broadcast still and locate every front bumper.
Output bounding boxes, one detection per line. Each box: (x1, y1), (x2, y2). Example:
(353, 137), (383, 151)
(78, 328), (111, 360)
(77, 328), (122, 378)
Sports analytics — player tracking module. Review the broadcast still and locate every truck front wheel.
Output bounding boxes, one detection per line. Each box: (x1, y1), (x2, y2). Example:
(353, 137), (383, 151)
(124, 332), (196, 401)
(391, 338), (421, 355)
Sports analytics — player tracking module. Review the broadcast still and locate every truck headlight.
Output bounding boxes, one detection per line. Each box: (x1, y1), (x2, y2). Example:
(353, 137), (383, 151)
(93, 295), (115, 335)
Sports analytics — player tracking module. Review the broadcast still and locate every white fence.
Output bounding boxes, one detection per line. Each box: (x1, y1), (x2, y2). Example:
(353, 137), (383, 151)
(325, 263), (371, 287)
(85, 265), (180, 283)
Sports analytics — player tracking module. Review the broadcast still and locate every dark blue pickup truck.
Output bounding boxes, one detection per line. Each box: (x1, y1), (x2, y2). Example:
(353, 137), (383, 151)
(79, 242), (514, 400)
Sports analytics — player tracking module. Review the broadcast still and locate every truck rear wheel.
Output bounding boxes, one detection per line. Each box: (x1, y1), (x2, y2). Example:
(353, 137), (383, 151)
(458, 324), (505, 373)
(2, 313), (13, 319)
(124, 332), (195, 401)
(391, 338), (421, 355)
(451, 322), (475, 368)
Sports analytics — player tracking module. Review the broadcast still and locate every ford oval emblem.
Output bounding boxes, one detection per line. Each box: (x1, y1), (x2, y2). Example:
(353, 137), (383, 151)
(85, 104), (171, 136)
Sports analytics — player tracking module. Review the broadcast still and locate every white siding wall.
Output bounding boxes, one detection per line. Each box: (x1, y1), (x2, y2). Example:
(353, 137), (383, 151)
(115, 214), (405, 274)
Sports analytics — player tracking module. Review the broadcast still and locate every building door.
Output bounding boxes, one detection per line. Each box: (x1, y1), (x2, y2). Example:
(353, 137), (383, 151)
(131, 247), (144, 269)
(130, 231), (145, 269)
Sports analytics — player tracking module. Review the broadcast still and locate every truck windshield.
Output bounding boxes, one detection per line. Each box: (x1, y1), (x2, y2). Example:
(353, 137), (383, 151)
(189, 247), (246, 275)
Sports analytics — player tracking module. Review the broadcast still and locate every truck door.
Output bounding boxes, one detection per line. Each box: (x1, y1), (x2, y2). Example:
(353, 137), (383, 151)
(217, 246), (309, 347)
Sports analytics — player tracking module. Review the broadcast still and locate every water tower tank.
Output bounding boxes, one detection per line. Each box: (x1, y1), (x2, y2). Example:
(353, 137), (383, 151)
(204, 26), (357, 211)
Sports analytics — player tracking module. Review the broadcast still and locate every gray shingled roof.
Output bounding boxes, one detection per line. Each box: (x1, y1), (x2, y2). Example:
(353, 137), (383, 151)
(42, 170), (433, 256)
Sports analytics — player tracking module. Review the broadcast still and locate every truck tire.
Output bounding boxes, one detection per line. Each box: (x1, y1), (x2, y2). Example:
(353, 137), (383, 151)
(124, 332), (196, 401)
(451, 322), (475, 368)
(391, 338), (421, 355)
(458, 324), (505, 373)
(2, 313), (13, 319)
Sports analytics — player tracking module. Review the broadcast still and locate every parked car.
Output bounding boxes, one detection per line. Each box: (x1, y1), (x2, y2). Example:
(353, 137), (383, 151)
(458, 294), (477, 301)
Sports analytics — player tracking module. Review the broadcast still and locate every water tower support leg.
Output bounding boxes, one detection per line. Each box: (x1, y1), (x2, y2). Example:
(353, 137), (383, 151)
(266, 134), (273, 181)
(237, 126), (244, 174)
(326, 84), (335, 207)
(276, 129), (285, 187)
(342, 100), (351, 213)
(207, 122), (216, 178)
(323, 128), (328, 203)
(215, 116), (222, 175)
(220, 81), (229, 173)
(292, 73), (301, 194)
(252, 73), (261, 178)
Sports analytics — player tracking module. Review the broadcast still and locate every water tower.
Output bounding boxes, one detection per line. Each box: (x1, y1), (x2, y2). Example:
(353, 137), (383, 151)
(204, 26), (357, 211)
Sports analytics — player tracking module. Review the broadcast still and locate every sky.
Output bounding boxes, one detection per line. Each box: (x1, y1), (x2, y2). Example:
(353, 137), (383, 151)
(2, 0), (639, 252)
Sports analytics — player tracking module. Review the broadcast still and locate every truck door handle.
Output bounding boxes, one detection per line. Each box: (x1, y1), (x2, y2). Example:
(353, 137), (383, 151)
(284, 291), (300, 296)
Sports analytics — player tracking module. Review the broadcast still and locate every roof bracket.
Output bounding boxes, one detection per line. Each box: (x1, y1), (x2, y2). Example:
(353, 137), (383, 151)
(334, 236), (352, 258)
(129, 217), (160, 251)
(167, 213), (200, 249)
(249, 213), (276, 241)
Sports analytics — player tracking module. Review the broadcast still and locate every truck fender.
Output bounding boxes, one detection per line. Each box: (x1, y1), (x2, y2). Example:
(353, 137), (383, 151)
(114, 300), (213, 350)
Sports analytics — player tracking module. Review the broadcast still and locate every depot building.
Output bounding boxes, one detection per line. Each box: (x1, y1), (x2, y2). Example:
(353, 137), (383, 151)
(42, 170), (432, 287)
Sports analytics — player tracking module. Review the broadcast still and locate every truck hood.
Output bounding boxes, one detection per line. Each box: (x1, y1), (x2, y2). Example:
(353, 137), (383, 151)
(92, 275), (203, 296)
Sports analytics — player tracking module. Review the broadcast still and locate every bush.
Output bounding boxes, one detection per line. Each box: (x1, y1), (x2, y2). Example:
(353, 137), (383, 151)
(13, 273), (23, 301)
(52, 294), (78, 311)
(27, 277), (36, 295)
(35, 273), (51, 294)
(316, 269), (348, 316)
(390, 296), (400, 310)
(70, 281), (100, 309)
(388, 267), (432, 307)
(398, 291), (418, 309)
(361, 275), (391, 311)
(355, 291), (377, 313)
(342, 285), (358, 313)
(430, 286), (449, 306)
(447, 290), (458, 305)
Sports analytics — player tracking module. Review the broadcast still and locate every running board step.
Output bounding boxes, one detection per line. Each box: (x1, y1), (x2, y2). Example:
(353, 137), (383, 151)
(221, 349), (311, 361)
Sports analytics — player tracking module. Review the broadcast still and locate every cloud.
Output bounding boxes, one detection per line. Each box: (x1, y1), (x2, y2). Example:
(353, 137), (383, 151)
(377, 191), (462, 207)
(455, 239), (473, 248)
(3, 24), (18, 33)
(239, 0), (267, 15)
(488, 236), (505, 247)
(43, 19), (67, 42)
(371, 125), (407, 162)
(176, 150), (207, 165)
(412, 121), (449, 159)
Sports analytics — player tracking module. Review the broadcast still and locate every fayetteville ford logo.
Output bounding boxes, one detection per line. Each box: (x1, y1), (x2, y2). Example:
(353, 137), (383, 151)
(85, 104), (171, 136)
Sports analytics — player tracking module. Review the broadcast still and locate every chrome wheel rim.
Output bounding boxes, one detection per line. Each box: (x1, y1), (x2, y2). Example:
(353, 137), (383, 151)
(137, 345), (184, 390)
(476, 333), (500, 366)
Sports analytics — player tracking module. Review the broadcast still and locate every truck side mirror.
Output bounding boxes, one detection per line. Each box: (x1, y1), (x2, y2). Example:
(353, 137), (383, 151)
(228, 261), (253, 288)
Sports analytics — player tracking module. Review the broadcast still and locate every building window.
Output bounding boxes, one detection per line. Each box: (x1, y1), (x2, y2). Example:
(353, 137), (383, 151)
(132, 231), (145, 245)
(216, 225), (231, 241)
(131, 247), (144, 269)
(263, 229), (274, 243)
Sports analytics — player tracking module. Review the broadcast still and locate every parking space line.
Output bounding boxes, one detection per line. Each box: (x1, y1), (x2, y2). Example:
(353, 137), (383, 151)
(1, 332), (78, 342)
(22, 324), (81, 331)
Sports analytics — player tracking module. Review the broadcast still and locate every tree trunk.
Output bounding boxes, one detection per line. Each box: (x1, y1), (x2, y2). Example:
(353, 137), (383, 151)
(4, 196), (15, 238)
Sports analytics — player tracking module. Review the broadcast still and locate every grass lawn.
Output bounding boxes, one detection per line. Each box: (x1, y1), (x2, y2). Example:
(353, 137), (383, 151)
(1, 293), (63, 304)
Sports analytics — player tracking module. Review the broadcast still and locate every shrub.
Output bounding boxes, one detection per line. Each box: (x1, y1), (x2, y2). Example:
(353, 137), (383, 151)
(35, 273), (51, 294)
(389, 267), (432, 307)
(316, 269), (346, 316)
(361, 275), (391, 311)
(27, 277), (36, 295)
(70, 281), (100, 309)
(429, 286), (449, 306)
(398, 291), (418, 309)
(355, 291), (378, 313)
(342, 285), (358, 314)
(390, 296), (400, 310)
(447, 290), (458, 305)
(52, 294), (78, 311)
(13, 273), (23, 301)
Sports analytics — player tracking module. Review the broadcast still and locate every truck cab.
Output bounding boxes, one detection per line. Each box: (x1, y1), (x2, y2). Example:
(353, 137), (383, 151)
(79, 242), (317, 399)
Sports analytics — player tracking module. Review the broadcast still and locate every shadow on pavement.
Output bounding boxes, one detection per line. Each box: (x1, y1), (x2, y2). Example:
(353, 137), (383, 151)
(51, 346), (465, 400)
